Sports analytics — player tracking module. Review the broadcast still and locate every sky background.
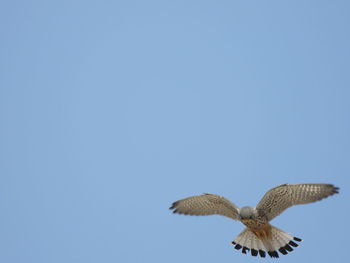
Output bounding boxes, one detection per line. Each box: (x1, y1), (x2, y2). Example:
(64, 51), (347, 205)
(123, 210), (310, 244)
(1, 1), (349, 262)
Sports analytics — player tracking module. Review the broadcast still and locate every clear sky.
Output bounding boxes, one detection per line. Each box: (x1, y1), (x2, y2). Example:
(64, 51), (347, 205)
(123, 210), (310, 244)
(1, 1), (349, 262)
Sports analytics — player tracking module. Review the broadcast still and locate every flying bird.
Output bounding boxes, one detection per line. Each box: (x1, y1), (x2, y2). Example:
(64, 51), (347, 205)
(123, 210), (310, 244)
(170, 183), (339, 258)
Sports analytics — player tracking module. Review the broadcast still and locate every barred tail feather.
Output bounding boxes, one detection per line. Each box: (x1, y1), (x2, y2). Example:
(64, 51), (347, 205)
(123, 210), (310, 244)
(231, 225), (302, 258)
(232, 228), (267, 257)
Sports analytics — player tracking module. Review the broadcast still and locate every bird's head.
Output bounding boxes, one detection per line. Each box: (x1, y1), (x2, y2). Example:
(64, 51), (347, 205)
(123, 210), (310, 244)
(239, 206), (258, 220)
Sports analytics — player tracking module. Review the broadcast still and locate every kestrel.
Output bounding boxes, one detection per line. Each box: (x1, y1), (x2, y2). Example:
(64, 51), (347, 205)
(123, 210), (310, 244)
(170, 183), (339, 258)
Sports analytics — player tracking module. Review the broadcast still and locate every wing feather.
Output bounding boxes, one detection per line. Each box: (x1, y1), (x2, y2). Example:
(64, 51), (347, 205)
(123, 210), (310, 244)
(170, 193), (239, 220)
(256, 184), (339, 221)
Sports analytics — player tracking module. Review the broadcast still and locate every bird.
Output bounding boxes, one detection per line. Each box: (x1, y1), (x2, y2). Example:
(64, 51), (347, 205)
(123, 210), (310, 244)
(170, 183), (339, 258)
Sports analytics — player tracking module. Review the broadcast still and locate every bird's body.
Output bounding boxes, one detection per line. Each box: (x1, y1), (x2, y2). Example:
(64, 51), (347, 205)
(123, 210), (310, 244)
(241, 216), (269, 233)
(170, 183), (339, 258)
(238, 206), (266, 230)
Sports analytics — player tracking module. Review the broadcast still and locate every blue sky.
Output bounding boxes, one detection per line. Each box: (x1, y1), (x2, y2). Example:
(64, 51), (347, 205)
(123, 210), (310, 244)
(1, 1), (349, 262)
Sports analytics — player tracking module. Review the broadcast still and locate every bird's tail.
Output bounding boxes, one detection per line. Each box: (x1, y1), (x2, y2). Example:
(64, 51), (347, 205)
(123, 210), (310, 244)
(231, 224), (302, 258)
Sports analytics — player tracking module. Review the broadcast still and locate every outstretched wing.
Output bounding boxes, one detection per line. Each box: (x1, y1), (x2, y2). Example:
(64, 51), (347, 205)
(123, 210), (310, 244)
(170, 193), (240, 220)
(256, 184), (339, 221)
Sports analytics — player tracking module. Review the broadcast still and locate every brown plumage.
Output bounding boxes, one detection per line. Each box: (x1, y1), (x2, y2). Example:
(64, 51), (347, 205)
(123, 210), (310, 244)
(170, 183), (339, 258)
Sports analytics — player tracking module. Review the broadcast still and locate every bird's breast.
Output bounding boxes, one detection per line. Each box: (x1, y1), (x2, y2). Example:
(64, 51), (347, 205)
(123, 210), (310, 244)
(241, 219), (272, 240)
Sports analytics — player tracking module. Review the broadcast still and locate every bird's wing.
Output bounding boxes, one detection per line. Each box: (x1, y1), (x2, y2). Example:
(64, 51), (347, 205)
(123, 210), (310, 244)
(170, 193), (240, 220)
(256, 183), (339, 221)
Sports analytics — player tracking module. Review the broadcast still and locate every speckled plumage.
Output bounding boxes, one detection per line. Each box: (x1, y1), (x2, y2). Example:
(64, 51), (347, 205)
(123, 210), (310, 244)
(170, 183), (339, 258)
